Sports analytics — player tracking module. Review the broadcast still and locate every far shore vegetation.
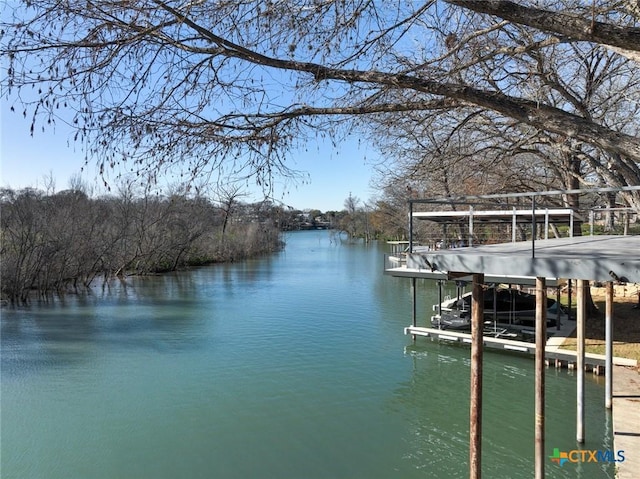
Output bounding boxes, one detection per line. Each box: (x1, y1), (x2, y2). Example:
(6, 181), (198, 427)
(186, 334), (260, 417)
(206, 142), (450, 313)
(0, 184), (388, 304)
(0, 185), (293, 304)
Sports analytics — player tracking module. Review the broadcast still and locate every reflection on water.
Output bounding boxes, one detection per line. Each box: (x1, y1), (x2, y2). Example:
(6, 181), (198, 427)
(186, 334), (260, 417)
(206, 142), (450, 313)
(1, 231), (613, 478)
(401, 343), (614, 478)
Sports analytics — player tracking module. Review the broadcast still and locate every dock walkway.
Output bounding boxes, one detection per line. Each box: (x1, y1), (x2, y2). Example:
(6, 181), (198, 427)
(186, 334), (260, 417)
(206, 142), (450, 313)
(613, 365), (640, 479)
(404, 322), (637, 368)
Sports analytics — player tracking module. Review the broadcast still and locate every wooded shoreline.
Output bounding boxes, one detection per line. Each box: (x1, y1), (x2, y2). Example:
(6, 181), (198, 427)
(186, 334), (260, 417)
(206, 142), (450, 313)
(1, 187), (287, 304)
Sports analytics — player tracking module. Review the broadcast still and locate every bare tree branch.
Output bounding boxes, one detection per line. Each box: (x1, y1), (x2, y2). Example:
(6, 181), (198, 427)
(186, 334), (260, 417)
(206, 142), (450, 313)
(446, 0), (640, 52)
(2, 0), (639, 192)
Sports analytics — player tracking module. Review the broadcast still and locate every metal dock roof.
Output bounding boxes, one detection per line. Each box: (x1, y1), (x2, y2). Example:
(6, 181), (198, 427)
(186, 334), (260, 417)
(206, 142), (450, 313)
(404, 235), (640, 283)
(411, 208), (581, 224)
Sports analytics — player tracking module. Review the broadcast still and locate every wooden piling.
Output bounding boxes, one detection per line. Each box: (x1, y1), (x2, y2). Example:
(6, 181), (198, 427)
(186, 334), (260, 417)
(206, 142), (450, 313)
(576, 279), (587, 443)
(556, 285), (561, 331)
(605, 281), (613, 409)
(567, 279), (572, 321)
(411, 277), (417, 341)
(470, 273), (484, 479)
(535, 277), (546, 479)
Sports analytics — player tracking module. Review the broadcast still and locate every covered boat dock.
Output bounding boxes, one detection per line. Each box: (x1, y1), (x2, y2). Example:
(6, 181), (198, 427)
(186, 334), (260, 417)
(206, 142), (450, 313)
(385, 188), (640, 479)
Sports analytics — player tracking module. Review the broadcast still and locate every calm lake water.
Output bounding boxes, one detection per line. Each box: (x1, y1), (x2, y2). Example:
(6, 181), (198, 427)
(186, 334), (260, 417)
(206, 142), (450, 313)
(1, 230), (613, 478)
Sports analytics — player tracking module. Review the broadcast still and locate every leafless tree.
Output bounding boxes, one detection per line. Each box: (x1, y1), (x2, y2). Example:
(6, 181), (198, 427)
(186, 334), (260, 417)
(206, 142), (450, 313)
(2, 1), (639, 200)
(0, 184), (283, 302)
(369, 17), (640, 213)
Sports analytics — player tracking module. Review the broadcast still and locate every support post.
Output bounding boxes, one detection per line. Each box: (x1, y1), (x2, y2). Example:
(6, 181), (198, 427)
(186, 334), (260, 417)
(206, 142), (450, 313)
(576, 279), (587, 443)
(469, 206), (474, 247)
(531, 196), (536, 258)
(605, 281), (613, 409)
(470, 273), (484, 479)
(624, 211), (629, 235)
(556, 283), (561, 331)
(411, 277), (417, 340)
(567, 280), (572, 322)
(544, 209), (549, 240)
(438, 280), (443, 320)
(535, 277), (547, 479)
(409, 201), (414, 252)
(570, 209), (574, 237)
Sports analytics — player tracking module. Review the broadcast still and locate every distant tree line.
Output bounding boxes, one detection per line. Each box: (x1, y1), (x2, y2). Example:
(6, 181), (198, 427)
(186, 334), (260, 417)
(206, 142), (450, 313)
(0, 185), (287, 304)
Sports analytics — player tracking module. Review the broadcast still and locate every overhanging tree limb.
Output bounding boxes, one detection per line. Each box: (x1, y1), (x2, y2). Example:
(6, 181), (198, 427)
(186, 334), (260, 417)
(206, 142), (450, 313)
(149, 0), (640, 163)
(3, 0), (639, 189)
(446, 0), (640, 52)
(138, 1), (638, 164)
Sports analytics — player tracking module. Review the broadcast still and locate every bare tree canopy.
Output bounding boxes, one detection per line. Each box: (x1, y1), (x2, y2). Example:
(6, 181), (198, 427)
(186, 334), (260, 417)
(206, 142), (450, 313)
(2, 0), (639, 190)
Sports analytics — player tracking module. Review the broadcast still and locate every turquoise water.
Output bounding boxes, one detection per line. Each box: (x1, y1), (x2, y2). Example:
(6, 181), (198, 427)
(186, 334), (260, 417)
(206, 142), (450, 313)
(1, 231), (613, 478)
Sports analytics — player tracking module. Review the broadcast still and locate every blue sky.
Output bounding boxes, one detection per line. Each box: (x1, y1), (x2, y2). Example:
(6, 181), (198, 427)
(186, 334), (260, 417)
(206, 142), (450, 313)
(0, 105), (379, 212)
(0, 1), (390, 212)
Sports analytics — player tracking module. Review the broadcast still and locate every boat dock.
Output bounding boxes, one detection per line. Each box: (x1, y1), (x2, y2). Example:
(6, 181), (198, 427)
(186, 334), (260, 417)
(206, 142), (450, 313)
(385, 193), (640, 479)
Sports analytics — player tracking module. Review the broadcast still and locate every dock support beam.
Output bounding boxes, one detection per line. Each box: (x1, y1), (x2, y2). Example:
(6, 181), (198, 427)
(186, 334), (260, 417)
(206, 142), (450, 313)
(470, 273), (484, 479)
(535, 277), (547, 479)
(567, 280), (572, 321)
(409, 201), (414, 252)
(576, 279), (587, 443)
(411, 277), (417, 340)
(605, 281), (613, 409)
(556, 284), (561, 331)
